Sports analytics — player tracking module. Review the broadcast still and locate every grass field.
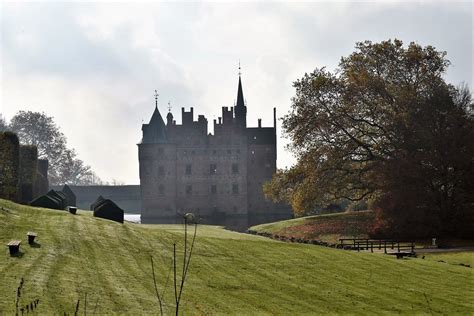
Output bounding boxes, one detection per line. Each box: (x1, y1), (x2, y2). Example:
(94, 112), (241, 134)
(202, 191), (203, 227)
(423, 252), (473, 267)
(0, 200), (472, 314)
(250, 211), (375, 244)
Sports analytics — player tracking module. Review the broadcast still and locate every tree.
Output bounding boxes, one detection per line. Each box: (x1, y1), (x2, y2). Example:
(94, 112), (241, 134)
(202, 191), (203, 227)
(264, 39), (473, 238)
(0, 114), (8, 131)
(9, 111), (103, 186)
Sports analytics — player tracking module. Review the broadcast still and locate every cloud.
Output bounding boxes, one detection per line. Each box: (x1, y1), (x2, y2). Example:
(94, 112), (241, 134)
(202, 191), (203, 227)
(1, 1), (472, 184)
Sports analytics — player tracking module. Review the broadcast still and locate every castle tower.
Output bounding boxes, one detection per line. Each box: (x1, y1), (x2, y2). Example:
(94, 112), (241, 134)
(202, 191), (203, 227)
(138, 91), (177, 222)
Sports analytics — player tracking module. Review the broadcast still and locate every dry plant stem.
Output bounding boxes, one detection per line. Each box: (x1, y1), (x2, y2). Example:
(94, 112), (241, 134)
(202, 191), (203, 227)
(151, 256), (164, 316)
(176, 221), (198, 316)
(92, 298), (99, 315)
(15, 278), (24, 316)
(84, 295), (86, 316)
(74, 299), (80, 316)
(161, 258), (173, 305)
(173, 243), (177, 311)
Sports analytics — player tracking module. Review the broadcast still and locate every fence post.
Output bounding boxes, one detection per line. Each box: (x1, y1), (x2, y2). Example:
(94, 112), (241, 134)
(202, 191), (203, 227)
(384, 241), (387, 254)
(397, 242), (400, 252)
(371, 242), (373, 253)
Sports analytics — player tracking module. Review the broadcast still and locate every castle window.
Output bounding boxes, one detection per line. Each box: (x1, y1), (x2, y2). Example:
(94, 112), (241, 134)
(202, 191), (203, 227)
(185, 164), (192, 175)
(158, 184), (165, 195)
(158, 166), (165, 176)
(232, 163), (239, 174)
(186, 185), (192, 195)
(210, 164), (217, 175)
(232, 184), (239, 194)
(227, 149), (231, 154)
(211, 185), (217, 194)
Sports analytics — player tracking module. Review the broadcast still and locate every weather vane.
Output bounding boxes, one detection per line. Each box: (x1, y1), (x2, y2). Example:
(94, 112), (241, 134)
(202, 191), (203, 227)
(238, 60), (241, 76)
(154, 90), (159, 107)
(168, 101), (172, 113)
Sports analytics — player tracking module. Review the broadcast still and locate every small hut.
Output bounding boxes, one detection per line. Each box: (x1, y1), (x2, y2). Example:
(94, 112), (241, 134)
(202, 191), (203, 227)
(30, 193), (63, 210)
(47, 190), (68, 209)
(90, 195), (106, 211)
(62, 184), (76, 207)
(93, 199), (124, 223)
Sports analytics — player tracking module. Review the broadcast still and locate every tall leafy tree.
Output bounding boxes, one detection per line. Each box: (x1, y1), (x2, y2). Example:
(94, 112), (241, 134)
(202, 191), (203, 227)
(264, 39), (473, 238)
(9, 111), (103, 185)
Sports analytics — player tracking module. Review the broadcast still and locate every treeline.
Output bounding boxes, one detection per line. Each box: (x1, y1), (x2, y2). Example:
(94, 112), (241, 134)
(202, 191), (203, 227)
(264, 39), (473, 239)
(0, 111), (102, 186)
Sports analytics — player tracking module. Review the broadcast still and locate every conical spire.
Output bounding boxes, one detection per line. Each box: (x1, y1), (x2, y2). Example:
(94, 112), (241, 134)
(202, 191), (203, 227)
(236, 75), (245, 109)
(234, 62), (247, 127)
(141, 91), (168, 143)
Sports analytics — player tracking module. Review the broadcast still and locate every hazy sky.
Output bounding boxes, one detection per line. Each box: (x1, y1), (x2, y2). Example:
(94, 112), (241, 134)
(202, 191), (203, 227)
(1, 1), (472, 184)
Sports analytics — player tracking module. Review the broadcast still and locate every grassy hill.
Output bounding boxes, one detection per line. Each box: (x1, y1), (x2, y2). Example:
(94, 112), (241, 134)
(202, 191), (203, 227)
(1, 200), (472, 314)
(250, 211), (375, 244)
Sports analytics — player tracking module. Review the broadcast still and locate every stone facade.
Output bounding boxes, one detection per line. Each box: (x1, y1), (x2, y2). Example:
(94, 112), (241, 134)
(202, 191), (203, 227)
(138, 75), (291, 227)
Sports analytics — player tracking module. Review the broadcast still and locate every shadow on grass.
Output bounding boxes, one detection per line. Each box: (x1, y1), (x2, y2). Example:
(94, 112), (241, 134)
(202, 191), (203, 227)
(10, 251), (25, 258)
(29, 242), (41, 248)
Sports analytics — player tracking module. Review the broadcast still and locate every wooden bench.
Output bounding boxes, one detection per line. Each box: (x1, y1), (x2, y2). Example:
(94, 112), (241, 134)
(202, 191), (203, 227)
(27, 232), (37, 245)
(7, 240), (21, 255)
(388, 252), (415, 259)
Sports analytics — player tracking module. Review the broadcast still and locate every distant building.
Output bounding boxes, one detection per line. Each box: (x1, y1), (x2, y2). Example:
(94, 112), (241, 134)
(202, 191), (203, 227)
(138, 72), (291, 228)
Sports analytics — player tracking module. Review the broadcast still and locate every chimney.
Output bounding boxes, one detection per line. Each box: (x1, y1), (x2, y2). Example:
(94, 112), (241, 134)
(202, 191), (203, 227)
(258, 119), (262, 128)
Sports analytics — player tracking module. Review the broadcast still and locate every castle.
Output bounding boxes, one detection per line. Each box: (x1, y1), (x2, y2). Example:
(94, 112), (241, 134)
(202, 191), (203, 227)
(138, 72), (291, 228)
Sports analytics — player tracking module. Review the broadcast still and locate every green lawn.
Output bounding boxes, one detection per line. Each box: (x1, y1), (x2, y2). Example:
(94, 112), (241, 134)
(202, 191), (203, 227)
(0, 200), (472, 314)
(423, 252), (473, 267)
(250, 211), (375, 244)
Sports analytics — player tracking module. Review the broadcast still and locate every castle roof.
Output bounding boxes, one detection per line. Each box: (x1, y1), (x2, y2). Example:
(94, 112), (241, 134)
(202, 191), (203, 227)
(141, 105), (168, 144)
(236, 75), (245, 109)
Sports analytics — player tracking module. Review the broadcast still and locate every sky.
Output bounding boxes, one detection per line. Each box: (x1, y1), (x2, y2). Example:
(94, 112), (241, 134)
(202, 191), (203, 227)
(1, 0), (472, 184)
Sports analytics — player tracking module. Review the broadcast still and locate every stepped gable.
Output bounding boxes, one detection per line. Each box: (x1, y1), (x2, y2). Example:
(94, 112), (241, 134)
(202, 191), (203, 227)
(62, 184), (76, 207)
(93, 199), (124, 223)
(90, 195), (106, 210)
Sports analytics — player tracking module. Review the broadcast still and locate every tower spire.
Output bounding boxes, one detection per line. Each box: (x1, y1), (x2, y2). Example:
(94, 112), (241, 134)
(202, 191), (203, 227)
(235, 62), (247, 128)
